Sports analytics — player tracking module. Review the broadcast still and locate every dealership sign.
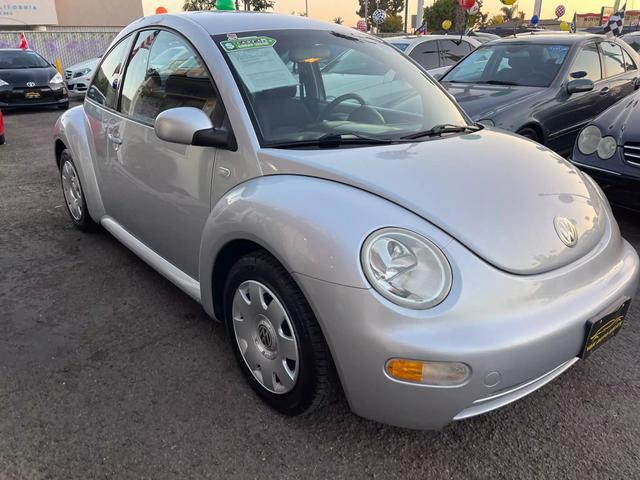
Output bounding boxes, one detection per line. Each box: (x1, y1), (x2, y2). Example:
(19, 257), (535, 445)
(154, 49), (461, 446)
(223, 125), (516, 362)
(0, 0), (58, 25)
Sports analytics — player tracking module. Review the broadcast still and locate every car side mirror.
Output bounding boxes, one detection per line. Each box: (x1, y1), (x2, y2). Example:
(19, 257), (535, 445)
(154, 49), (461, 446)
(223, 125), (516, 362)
(155, 107), (237, 151)
(566, 78), (594, 95)
(633, 77), (640, 90)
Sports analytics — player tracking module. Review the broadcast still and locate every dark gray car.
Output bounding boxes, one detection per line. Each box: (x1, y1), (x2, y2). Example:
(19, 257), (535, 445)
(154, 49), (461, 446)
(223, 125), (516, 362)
(440, 34), (640, 157)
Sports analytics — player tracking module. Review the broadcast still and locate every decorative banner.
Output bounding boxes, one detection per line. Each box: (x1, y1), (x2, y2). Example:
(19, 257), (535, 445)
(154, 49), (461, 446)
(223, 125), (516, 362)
(559, 21), (570, 31)
(442, 19), (452, 30)
(155, 6), (168, 14)
(530, 14), (540, 26)
(356, 19), (367, 31)
(468, 2), (479, 15)
(372, 9), (386, 25)
(555, 4), (566, 18)
(458, 0), (475, 9)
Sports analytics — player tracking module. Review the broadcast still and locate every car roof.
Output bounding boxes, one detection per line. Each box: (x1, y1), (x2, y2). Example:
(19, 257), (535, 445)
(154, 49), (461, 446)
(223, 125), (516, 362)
(386, 35), (477, 45)
(485, 33), (602, 45)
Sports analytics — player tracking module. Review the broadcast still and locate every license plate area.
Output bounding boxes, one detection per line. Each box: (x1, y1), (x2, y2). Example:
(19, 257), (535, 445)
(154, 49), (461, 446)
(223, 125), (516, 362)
(25, 90), (41, 99)
(581, 300), (630, 359)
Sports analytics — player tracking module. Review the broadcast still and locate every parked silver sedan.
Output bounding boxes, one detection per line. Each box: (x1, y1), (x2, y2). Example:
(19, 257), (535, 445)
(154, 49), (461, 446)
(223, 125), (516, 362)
(53, 12), (639, 430)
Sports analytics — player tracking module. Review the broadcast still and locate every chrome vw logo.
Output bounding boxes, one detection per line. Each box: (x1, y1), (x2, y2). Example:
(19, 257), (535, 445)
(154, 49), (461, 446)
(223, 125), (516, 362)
(257, 323), (275, 351)
(554, 216), (578, 247)
(26, 82), (36, 87)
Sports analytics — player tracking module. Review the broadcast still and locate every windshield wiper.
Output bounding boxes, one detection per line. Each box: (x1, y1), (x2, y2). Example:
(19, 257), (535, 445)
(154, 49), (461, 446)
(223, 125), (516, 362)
(401, 124), (481, 140)
(478, 80), (519, 86)
(269, 133), (396, 149)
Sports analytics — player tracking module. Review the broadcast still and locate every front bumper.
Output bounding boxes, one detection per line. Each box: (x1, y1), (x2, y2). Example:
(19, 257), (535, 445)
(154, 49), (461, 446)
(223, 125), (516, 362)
(0, 86), (68, 108)
(295, 215), (639, 430)
(570, 158), (640, 211)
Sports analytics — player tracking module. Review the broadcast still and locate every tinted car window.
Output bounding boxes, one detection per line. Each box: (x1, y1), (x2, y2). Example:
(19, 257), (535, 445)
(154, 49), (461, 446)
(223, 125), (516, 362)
(87, 36), (133, 108)
(623, 49), (637, 71)
(0, 50), (49, 69)
(439, 40), (472, 67)
(601, 42), (626, 77)
(443, 43), (569, 87)
(570, 44), (602, 82)
(119, 30), (221, 125)
(391, 42), (410, 52)
(622, 33), (640, 52)
(408, 40), (440, 70)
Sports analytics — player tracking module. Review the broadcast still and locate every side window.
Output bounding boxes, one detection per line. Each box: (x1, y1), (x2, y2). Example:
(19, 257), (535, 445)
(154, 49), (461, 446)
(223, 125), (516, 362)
(601, 42), (626, 77)
(439, 40), (472, 67)
(87, 36), (133, 108)
(570, 44), (602, 82)
(623, 49), (637, 71)
(120, 30), (222, 125)
(409, 41), (440, 70)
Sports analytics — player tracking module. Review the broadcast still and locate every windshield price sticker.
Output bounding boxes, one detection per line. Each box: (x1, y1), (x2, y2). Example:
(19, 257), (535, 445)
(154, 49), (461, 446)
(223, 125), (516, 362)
(220, 36), (298, 93)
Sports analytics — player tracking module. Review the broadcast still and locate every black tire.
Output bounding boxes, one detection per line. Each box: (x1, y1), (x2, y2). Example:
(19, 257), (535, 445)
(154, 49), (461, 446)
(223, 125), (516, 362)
(59, 149), (97, 232)
(0, 133), (4, 145)
(223, 250), (337, 415)
(58, 102), (69, 110)
(517, 127), (540, 142)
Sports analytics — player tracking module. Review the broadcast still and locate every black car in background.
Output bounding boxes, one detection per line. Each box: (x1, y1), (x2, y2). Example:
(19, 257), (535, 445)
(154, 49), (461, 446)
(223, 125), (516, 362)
(571, 90), (640, 211)
(0, 49), (68, 110)
(440, 34), (640, 157)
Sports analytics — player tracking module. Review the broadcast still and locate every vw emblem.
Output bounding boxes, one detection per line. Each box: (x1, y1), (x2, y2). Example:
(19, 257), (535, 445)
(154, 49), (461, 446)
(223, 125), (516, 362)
(257, 323), (275, 351)
(26, 82), (36, 87)
(554, 216), (578, 247)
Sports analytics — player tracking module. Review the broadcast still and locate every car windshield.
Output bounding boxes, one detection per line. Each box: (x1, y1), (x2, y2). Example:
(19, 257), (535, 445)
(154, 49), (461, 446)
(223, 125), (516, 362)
(442, 43), (571, 87)
(213, 29), (469, 147)
(0, 50), (50, 69)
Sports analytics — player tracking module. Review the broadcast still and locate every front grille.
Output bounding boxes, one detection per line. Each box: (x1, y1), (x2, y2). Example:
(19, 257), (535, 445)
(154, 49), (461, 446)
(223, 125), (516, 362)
(65, 70), (73, 80)
(623, 143), (640, 167)
(0, 86), (62, 105)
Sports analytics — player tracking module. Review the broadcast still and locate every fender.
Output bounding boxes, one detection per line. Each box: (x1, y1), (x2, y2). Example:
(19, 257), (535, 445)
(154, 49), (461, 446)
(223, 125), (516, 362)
(198, 174), (454, 319)
(54, 106), (105, 222)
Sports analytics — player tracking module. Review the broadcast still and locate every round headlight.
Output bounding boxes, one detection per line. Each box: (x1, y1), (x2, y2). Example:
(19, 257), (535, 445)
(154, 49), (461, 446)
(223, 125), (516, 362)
(578, 125), (601, 155)
(361, 228), (452, 309)
(597, 136), (617, 159)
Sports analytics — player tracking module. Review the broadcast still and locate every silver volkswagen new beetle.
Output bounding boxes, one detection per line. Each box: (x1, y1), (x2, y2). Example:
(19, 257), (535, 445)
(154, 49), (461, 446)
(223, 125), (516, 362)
(53, 12), (639, 429)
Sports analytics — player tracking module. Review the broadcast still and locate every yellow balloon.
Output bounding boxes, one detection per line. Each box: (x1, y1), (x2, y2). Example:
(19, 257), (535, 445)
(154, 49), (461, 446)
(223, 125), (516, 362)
(494, 14), (504, 25)
(442, 19), (452, 30)
(560, 21), (570, 31)
(501, 0), (517, 5)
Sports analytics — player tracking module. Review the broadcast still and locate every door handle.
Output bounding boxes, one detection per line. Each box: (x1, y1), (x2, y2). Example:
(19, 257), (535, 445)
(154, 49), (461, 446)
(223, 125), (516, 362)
(599, 87), (610, 96)
(107, 132), (122, 145)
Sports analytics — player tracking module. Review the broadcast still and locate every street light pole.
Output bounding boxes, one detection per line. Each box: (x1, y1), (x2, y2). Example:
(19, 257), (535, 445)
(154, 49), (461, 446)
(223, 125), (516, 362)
(305, 0), (308, 17)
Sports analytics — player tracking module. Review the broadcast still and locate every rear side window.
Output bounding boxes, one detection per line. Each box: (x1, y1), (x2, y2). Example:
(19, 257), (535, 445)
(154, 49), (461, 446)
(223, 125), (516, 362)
(409, 40), (440, 70)
(601, 42), (626, 77)
(87, 36), (133, 109)
(570, 44), (602, 82)
(119, 30), (222, 125)
(439, 40), (472, 67)
(623, 49), (637, 71)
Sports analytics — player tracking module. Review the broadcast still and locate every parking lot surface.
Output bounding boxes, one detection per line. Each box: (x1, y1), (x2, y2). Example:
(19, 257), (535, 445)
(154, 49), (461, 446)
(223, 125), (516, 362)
(1, 103), (639, 479)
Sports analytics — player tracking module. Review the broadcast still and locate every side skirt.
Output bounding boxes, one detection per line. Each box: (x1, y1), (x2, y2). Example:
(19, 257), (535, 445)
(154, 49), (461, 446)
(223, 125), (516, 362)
(100, 216), (202, 303)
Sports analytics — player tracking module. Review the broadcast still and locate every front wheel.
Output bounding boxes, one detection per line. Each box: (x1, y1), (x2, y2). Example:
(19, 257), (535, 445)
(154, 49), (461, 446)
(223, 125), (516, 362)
(59, 150), (97, 231)
(517, 127), (540, 143)
(223, 251), (337, 415)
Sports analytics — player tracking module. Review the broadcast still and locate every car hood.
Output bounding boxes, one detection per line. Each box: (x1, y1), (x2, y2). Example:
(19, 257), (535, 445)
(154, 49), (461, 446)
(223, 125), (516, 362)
(0, 67), (56, 87)
(258, 129), (606, 275)
(67, 57), (100, 73)
(442, 82), (547, 119)
(592, 91), (640, 144)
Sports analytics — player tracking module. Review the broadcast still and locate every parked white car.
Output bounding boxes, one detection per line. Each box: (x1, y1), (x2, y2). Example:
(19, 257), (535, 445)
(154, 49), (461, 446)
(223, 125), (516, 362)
(64, 57), (100, 95)
(387, 35), (482, 77)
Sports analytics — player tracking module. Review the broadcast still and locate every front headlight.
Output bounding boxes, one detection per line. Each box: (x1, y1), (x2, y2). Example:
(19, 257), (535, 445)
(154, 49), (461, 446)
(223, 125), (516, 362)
(597, 136), (617, 159)
(0, 78), (9, 87)
(49, 72), (63, 85)
(73, 68), (92, 78)
(361, 228), (452, 309)
(578, 125), (602, 155)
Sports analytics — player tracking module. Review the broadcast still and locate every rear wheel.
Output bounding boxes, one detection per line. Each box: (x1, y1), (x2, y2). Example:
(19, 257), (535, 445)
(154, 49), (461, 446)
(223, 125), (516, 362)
(517, 127), (540, 143)
(223, 251), (337, 415)
(59, 150), (97, 231)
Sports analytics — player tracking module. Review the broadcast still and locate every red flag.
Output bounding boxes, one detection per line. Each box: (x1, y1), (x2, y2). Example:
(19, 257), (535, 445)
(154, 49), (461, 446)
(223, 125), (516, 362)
(18, 33), (28, 50)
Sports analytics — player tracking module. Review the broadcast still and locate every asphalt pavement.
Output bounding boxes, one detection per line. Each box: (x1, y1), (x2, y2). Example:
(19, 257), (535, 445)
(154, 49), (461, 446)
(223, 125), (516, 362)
(1, 102), (639, 479)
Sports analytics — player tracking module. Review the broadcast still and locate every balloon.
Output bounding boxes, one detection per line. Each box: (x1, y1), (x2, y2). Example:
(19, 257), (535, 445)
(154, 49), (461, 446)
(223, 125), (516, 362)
(494, 15), (504, 25)
(458, 0), (475, 9)
(372, 9), (386, 25)
(155, 6), (167, 14)
(215, 0), (235, 10)
(555, 4), (566, 18)
(560, 21), (570, 31)
(442, 19), (452, 30)
(530, 14), (539, 26)
(468, 3), (480, 15)
(501, 0), (516, 5)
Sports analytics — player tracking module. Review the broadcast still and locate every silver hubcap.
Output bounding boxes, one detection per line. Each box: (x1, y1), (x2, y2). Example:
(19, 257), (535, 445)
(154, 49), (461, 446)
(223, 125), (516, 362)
(61, 160), (83, 221)
(232, 280), (299, 394)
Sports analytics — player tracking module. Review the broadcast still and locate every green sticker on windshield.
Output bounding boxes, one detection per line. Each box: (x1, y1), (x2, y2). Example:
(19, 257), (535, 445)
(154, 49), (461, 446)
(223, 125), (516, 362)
(220, 36), (277, 52)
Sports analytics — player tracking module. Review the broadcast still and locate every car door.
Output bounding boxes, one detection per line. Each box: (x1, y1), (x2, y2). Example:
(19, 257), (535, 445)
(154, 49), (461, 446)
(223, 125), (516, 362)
(104, 29), (225, 279)
(599, 40), (636, 108)
(408, 40), (441, 72)
(545, 42), (608, 155)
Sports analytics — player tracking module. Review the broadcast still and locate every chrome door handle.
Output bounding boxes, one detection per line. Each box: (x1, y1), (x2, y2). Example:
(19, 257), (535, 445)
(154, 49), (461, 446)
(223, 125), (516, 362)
(599, 87), (610, 96)
(108, 132), (122, 145)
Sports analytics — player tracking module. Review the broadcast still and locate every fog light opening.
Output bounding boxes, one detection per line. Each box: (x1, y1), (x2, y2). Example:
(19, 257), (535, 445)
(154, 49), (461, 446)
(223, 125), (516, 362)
(385, 359), (470, 386)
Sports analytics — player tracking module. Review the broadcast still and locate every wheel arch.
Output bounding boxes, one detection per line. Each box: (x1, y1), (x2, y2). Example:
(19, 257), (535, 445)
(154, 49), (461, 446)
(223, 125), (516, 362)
(517, 122), (545, 144)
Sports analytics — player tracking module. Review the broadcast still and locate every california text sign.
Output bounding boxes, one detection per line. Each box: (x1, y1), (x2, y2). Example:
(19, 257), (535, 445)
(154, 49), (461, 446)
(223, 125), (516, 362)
(0, 0), (58, 26)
